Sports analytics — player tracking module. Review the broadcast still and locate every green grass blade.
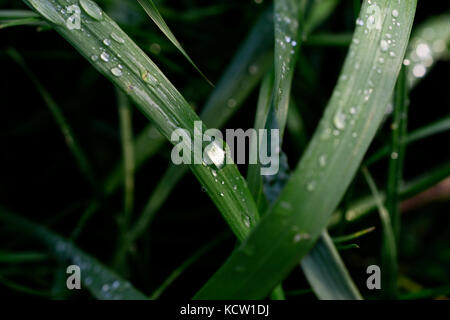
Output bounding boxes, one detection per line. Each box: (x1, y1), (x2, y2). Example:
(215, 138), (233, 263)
(117, 89), (135, 223)
(386, 66), (408, 240)
(0, 17), (45, 29)
(302, 0), (339, 38)
(136, 0), (212, 86)
(333, 226), (375, 243)
(23, 0), (259, 242)
(195, 0), (417, 299)
(0, 10), (39, 19)
(362, 167), (397, 299)
(301, 231), (362, 300)
(103, 124), (164, 195)
(0, 251), (48, 263)
(0, 208), (147, 300)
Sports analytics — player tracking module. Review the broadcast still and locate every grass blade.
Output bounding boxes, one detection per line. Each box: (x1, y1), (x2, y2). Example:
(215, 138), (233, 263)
(386, 66), (408, 240)
(362, 167), (397, 299)
(136, 0), (212, 86)
(0, 208), (147, 300)
(195, 0), (417, 299)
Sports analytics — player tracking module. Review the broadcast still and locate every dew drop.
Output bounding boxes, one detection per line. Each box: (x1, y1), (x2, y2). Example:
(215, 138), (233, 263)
(333, 110), (346, 130)
(111, 67), (123, 77)
(204, 140), (226, 169)
(307, 180), (316, 192)
(242, 214), (251, 228)
(227, 99), (237, 108)
(100, 51), (110, 62)
(391, 152), (399, 160)
(319, 154), (327, 167)
(103, 38), (111, 46)
(79, 0), (103, 21)
(380, 40), (389, 52)
(392, 9), (399, 18)
(111, 32), (125, 44)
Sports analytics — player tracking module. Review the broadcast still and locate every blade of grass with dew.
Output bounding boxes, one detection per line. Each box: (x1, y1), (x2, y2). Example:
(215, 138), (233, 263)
(249, 65), (362, 301)
(247, 0), (302, 206)
(0, 208), (147, 300)
(247, 0), (337, 206)
(136, 0), (212, 86)
(195, 0), (417, 299)
(249, 0), (361, 300)
(362, 167), (397, 299)
(386, 66), (408, 240)
(6, 48), (97, 191)
(104, 5), (275, 196)
(23, 0), (259, 242)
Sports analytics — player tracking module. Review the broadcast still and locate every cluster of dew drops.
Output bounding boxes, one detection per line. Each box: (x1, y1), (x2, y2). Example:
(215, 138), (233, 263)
(54, 0), (127, 79)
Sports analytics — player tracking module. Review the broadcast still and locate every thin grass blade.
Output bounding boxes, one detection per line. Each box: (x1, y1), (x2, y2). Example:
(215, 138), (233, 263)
(136, 0), (212, 86)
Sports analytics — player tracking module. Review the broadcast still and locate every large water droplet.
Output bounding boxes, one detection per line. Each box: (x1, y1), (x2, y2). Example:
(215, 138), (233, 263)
(100, 51), (110, 62)
(204, 139), (226, 169)
(80, 0), (103, 21)
(333, 110), (346, 130)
